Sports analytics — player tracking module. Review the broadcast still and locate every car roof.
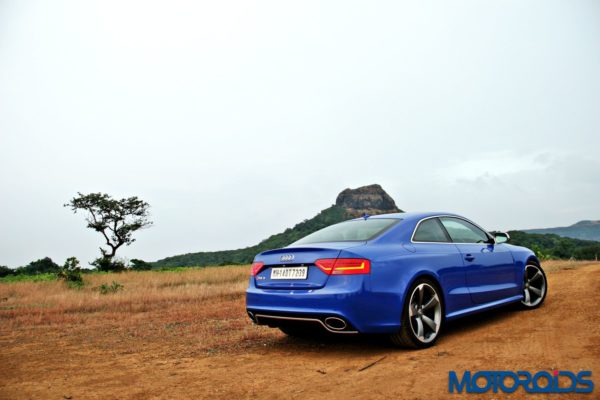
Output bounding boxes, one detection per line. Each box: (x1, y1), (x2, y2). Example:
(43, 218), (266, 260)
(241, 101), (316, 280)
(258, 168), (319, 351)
(360, 212), (463, 222)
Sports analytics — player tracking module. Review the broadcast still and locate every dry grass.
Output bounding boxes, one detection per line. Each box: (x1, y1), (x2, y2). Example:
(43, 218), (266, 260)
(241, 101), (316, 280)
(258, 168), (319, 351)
(1, 260), (599, 400)
(0, 265), (278, 354)
(0, 260), (586, 355)
(540, 258), (584, 272)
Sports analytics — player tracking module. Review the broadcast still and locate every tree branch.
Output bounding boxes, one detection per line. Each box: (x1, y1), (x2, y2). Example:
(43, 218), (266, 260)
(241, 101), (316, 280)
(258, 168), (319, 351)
(87, 207), (113, 255)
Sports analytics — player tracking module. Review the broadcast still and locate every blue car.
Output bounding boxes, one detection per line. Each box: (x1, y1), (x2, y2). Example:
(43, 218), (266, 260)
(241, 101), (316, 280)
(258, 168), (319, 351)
(246, 212), (547, 348)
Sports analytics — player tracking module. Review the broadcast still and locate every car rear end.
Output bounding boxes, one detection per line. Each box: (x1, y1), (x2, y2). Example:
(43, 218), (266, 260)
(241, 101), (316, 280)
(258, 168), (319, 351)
(246, 243), (373, 333)
(246, 214), (406, 334)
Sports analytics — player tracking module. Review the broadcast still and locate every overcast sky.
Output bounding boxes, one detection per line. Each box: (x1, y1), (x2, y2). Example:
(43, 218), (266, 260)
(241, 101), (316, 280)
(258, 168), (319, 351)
(1, 0), (599, 267)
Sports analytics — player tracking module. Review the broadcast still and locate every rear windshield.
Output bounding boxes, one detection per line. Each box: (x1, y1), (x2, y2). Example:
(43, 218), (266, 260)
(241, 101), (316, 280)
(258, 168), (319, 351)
(291, 218), (399, 245)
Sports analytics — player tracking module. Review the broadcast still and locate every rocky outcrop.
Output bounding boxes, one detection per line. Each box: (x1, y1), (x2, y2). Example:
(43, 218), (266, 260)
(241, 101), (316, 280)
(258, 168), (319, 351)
(154, 184), (403, 267)
(336, 184), (402, 217)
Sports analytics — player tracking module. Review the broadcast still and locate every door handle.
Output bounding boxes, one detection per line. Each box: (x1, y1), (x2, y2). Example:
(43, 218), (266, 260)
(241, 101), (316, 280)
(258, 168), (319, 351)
(464, 254), (475, 262)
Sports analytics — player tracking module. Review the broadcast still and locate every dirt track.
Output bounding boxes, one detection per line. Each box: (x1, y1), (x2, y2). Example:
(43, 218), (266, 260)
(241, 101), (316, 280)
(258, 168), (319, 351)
(1, 262), (599, 399)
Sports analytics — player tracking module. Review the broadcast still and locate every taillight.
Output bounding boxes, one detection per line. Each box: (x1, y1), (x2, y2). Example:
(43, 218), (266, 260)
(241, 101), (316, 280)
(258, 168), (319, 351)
(315, 258), (371, 275)
(250, 262), (265, 276)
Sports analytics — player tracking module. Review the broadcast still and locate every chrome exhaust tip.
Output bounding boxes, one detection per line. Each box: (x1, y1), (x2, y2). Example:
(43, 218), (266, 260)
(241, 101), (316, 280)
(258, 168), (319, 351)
(323, 317), (347, 331)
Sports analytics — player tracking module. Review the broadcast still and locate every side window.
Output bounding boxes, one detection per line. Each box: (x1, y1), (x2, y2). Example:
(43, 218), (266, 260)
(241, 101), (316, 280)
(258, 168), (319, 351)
(440, 217), (489, 244)
(413, 218), (450, 242)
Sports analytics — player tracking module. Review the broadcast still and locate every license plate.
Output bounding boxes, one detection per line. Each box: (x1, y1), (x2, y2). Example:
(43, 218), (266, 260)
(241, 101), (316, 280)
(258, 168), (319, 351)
(270, 266), (308, 280)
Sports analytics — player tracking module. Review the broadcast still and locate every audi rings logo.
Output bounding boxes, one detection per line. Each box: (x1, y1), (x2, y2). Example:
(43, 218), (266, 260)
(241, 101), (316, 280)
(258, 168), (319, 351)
(280, 254), (295, 262)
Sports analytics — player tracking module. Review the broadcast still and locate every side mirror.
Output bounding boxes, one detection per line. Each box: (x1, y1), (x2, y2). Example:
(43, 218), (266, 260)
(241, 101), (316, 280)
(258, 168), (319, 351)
(492, 231), (510, 244)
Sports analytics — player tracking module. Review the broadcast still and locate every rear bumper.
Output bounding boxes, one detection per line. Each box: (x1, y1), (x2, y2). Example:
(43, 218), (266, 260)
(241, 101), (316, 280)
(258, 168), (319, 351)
(245, 276), (403, 334)
(247, 310), (359, 334)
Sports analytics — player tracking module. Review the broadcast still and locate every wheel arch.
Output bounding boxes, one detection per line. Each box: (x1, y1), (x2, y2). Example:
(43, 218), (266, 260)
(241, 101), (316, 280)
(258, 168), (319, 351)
(402, 271), (447, 320)
(522, 255), (541, 284)
(526, 255), (541, 266)
(511, 250), (541, 281)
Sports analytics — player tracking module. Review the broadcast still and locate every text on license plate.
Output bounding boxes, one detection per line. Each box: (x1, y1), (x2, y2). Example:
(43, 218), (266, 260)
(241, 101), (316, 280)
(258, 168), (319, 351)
(270, 267), (308, 280)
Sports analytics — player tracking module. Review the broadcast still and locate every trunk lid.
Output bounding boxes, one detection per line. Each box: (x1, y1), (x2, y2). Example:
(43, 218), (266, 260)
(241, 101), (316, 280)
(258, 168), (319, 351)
(254, 242), (365, 289)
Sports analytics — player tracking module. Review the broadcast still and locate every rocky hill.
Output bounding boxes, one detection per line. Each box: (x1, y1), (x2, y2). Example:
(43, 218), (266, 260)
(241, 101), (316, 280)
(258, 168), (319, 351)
(153, 185), (600, 268)
(153, 184), (402, 267)
(336, 184), (402, 216)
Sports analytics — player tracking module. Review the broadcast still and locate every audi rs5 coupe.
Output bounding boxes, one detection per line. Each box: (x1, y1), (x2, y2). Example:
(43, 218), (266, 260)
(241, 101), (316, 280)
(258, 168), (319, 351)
(245, 212), (547, 348)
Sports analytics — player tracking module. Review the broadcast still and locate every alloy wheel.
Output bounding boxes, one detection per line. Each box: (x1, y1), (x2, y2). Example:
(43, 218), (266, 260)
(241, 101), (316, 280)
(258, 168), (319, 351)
(408, 283), (442, 343)
(521, 264), (546, 307)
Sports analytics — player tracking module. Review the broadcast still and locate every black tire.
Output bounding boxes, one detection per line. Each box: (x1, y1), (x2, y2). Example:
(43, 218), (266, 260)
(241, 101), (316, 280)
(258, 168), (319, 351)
(390, 278), (444, 349)
(520, 262), (547, 310)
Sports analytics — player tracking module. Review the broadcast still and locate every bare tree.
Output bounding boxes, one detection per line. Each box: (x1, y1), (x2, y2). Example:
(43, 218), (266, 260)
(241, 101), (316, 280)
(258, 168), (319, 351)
(65, 192), (152, 260)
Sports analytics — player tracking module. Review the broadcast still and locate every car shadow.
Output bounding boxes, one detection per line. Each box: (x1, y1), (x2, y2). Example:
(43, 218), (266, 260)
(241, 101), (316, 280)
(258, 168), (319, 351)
(257, 304), (520, 354)
(442, 304), (519, 337)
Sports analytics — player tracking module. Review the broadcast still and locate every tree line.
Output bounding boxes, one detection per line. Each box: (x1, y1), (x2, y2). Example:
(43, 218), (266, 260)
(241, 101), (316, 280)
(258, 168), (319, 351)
(1, 194), (599, 278)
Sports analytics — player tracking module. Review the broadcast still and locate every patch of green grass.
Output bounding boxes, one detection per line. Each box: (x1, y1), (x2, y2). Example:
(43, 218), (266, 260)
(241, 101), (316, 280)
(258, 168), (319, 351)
(0, 273), (57, 283)
(66, 280), (85, 289)
(95, 281), (124, 294)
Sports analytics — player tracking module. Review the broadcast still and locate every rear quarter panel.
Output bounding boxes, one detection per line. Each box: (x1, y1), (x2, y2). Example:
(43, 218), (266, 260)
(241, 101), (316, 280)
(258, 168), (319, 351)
(342, 242), (471, 328)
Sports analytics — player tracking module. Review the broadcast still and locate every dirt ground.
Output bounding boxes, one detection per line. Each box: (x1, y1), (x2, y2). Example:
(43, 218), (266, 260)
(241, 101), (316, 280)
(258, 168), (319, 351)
(1, 261), (599, 399)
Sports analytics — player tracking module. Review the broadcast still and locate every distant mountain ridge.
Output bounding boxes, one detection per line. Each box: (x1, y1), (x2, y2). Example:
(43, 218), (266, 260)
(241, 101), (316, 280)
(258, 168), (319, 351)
(153, 185), (600, 268)
(524, 220), (600, 242)
(153, 184), (402, 267)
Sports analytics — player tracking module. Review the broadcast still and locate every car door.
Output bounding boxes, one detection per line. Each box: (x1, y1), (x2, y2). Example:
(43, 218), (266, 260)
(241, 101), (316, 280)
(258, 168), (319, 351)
(439, 217), (518, 304)
(410, 217), (472, 314)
